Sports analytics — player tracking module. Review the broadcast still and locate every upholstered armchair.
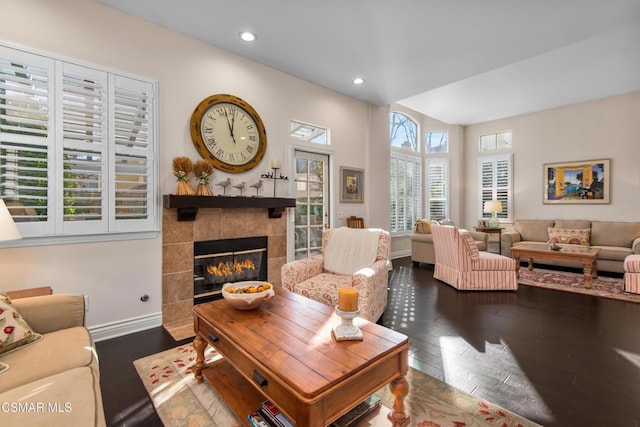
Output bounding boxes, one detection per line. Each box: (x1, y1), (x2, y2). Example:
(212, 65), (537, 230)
(281, 227), (391, 322)
(431, 224), (517, 291)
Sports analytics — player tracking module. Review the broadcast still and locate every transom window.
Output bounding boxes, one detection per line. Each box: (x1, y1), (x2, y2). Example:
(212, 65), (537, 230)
(480, 130), (512, 151)
(289, 120), (328, 144)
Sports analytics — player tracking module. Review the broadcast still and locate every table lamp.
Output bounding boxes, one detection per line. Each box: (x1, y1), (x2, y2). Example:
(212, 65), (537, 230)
(483, 200), (502, 228)
(0, 199), (22, 242)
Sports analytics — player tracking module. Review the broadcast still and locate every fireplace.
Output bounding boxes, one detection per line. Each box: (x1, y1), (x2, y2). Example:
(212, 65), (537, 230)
(193, 236), (268, 305)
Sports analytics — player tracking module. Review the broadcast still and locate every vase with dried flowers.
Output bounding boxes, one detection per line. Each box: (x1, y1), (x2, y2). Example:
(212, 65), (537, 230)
(172, 156), (195, 195)
(194, 160), (214, 196)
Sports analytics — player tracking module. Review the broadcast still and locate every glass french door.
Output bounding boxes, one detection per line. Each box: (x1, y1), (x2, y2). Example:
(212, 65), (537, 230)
(292, 150), (330, 260)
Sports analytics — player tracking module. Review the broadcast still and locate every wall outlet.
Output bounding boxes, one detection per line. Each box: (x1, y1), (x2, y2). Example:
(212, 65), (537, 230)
(84, 295), (89, 312)
(337, 211), (344, 219)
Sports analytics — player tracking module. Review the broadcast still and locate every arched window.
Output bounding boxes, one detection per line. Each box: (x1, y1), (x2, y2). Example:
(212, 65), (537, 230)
(389, 112), (421, 233)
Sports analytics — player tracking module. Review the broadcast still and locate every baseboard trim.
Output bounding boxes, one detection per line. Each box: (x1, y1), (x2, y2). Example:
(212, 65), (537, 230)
(88, 312), (162, 342)
(391, 249), (411, 259)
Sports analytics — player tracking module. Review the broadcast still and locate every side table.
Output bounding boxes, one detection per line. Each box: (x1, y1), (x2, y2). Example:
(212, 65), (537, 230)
(474, 227), (504, 254)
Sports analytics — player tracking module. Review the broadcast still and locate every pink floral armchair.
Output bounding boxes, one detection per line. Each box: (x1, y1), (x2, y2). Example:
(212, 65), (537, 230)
(431, 224), (517, 291)
(281, 228), (391, 322)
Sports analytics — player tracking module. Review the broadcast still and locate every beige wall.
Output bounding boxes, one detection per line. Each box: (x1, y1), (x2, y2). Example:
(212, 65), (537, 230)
(0, 0), (373, 332)
(463, 92), (640, 229)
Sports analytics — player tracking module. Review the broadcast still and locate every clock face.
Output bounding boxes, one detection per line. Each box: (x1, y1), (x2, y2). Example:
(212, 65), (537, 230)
(190, 94), (267, 173)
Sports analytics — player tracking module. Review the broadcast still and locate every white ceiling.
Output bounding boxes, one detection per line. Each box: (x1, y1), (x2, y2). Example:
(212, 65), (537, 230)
(98, 0), (640, 125)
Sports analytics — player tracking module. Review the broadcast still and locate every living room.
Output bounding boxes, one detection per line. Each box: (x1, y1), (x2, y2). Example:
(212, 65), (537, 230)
(1, 0), (639, 426)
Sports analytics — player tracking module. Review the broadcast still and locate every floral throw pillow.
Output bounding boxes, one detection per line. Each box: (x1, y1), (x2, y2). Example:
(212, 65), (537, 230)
(0, 292), (42, 356)
(547, 228), (591, 246)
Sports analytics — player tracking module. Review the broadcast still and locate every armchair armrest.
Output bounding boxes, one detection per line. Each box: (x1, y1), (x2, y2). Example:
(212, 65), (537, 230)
(469, 231), (489, 246)
(281, 255), (324, 291)
(501, 230), (522, 257)
(10, 294), (85, 334)
(633, 237), (640, 254)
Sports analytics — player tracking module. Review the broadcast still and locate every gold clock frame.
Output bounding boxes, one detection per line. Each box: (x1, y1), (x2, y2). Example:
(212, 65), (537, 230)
(190, 94), (267, 173)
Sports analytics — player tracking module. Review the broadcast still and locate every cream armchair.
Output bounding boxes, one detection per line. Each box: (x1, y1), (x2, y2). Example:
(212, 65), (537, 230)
(431, 224), (517, 291)
(281, 228), (390, 322)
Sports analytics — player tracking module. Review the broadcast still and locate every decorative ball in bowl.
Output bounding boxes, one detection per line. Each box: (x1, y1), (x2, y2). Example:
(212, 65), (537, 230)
(221, 281), (275, 310)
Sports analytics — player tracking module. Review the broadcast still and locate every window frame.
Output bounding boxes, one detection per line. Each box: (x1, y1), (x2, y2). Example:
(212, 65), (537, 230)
(478, 153), (513, 224)
(0, 43), (159, 247)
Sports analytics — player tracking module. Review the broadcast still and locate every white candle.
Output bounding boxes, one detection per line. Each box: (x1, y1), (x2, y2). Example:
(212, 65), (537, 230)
(271, 159), (281, 169)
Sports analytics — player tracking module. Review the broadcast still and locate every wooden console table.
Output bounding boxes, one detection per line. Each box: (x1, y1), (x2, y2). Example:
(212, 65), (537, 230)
(193, 290), (410, 426)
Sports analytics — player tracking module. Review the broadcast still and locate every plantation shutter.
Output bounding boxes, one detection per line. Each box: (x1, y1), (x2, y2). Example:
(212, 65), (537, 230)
(426, 158), (448, 220)
(390, 155), (421, 233)
(0, 47), (55, 235)
(110, 75), (155, 232)
(59, 63), (108, 234)
(479, 154), (513, 222)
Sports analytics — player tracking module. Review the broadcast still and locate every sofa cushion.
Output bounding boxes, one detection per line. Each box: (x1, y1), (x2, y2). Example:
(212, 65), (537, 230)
(0, 326), (97, 393)
(0, 366), (105, 427)
(515, 220), (556, 242)
(0, 293), (42, 357)
(547, 228), (590, 246)
(591, 221), (640, 248)
(554, 219), (591, 230)
(593, 246), (632, 262)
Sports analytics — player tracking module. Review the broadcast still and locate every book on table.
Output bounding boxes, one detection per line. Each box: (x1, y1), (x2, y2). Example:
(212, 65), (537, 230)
(248, 409), (272, 427)
(255, 395), (382, 427)
(330, 395), (382, 427)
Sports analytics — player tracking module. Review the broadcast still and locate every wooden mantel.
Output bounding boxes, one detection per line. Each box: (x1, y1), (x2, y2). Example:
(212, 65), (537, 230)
(162, 194), (296, 221)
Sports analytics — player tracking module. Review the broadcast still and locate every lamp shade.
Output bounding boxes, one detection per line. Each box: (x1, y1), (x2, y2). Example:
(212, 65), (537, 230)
(483, 200), (503, 214)
(0, 199), (22, 242)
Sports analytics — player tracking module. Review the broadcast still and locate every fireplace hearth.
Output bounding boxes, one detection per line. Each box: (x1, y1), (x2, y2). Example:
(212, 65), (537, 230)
(193, 236), (268, 304)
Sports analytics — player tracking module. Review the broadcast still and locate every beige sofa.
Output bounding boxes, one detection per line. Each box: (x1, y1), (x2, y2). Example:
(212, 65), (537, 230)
(501, 219), (640, 274)
(0, 292), (106, 427)
(411, 220), (489, 266)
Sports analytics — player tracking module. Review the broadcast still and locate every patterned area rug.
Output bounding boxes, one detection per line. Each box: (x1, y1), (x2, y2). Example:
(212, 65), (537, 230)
(518, 268), (640, 303)
(134, 344), (540, 427)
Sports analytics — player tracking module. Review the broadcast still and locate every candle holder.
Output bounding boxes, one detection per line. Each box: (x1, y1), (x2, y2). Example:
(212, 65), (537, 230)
(260, 168), (289, 197)
(332, 307), (363, 341)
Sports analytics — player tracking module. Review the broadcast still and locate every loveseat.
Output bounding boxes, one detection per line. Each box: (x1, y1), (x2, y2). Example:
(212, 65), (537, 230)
(411, 219), (489, 266)
(501, 219), (640, 274)
(0, 291), (106, 426)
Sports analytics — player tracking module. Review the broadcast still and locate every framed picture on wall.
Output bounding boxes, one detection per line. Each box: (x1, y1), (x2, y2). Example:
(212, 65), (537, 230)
(543, 159), (610, 204)
(340, 166), (364, 203)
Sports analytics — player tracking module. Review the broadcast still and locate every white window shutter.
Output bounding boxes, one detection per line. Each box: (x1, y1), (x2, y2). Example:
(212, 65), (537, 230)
(426, 158), (448, 220)
(58, 62), (108, 234)
(390, 154), (421, 233)
(110, 75), (155, 232)
(478, 154), (513, 222)
(0, 47), (55, 236)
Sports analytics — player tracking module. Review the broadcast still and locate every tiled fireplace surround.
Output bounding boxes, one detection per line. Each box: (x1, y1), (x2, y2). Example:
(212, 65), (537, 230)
(162, 207), (287, 338)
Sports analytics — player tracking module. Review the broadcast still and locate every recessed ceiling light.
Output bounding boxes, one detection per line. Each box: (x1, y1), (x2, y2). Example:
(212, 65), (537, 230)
(353, 77), (364, 85)
(240, 31), (257, 42)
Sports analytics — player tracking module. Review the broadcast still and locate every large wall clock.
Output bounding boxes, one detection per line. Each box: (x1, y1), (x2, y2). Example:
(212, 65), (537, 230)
(190, 94), (267, 173)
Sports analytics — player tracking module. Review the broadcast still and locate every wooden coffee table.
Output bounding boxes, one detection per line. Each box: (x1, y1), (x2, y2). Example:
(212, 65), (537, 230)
(192, 289), (410, 427)
(511, 243), (600, 288)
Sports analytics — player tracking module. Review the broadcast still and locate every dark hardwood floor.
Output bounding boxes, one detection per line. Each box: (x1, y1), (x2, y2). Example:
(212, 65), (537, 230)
(96, 257), (640, 426)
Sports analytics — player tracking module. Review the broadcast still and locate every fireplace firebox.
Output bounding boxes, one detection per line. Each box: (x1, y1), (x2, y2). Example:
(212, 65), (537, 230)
(194, 236), (268, 305)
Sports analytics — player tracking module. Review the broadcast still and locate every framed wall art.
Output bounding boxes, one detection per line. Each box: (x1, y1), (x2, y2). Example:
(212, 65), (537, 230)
(543, 159), (610, 204)
(340, 166), (364, 203)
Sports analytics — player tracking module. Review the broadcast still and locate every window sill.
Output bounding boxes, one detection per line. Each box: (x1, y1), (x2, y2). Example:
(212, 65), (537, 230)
(0, 229), (160, 249)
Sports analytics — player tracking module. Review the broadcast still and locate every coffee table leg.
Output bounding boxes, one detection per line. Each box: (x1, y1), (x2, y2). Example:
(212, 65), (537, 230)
(593, 260), (598, 279)
(583, 264), (592, 289)
(527, 258), (534, 271)
(193, 334), (207, 383)
(387, 375), (410, 426)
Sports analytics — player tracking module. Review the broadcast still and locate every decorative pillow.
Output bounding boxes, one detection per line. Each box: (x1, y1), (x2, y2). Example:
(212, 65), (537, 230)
(0, 292), (42, 356)
(547, 228), (590, 246)
(414, 219), (439, 234)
